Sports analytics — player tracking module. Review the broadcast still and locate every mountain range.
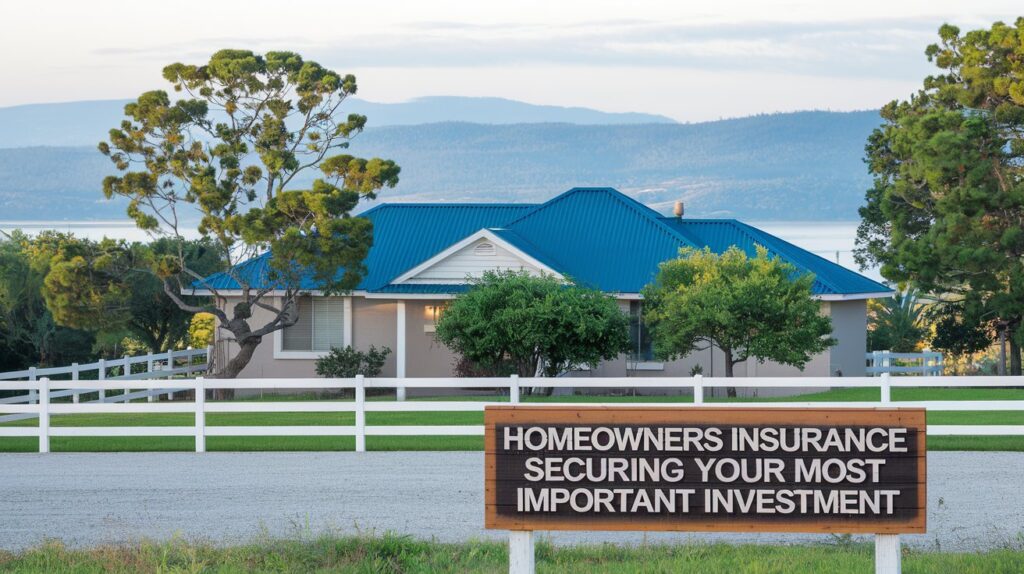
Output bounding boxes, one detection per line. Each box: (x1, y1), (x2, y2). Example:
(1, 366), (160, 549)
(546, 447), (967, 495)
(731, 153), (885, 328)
(0, 97), (674, 149)
(0, 98), (881, 221)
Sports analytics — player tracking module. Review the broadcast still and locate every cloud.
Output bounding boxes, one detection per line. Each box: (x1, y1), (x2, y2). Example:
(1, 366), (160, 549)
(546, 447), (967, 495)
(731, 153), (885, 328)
(288, 16), (963, 81)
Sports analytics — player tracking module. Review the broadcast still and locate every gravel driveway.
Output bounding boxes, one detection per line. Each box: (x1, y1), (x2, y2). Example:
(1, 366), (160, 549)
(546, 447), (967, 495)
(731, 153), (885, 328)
(0, 451), (1021, 551)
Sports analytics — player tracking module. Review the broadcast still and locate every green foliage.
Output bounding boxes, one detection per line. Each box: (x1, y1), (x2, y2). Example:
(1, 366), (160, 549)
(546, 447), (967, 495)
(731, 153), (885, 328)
(0, 533), (1023, 573)
(867, 289), (928, 352)
(856, 19), (1024, 371)
(0, 231), (96, 371)
(95, 49), (399, 377)
(315, 345), (391, 378)
(99, 49), (398, 293)
(0, 231), (222, 377)
(435, 271), (632, 377)
(32, 234), (221, 352)
(642, 246), (835, 377)
(929, 303), (992, 367)
(30, 234), (140, 332)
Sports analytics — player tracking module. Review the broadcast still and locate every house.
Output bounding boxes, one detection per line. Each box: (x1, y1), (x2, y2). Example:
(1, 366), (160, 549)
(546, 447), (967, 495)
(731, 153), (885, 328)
(197, 187), (890, 381)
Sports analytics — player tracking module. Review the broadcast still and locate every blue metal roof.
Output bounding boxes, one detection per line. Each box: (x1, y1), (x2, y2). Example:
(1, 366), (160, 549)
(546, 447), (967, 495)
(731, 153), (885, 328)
(200, 202), (536, 291)
(197, 188), (889, 297)
(501, 188), (698, 292)
(659, 218), (887, 296)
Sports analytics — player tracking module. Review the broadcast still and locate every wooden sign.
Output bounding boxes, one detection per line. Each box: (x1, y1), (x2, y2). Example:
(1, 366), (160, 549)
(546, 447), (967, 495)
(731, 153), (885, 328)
(485, 406), (926, 534)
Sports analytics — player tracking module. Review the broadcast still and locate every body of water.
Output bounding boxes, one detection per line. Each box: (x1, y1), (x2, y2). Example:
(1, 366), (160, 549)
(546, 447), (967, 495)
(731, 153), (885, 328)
(0, 219), (881, 281)
(0, 221), (199, 243)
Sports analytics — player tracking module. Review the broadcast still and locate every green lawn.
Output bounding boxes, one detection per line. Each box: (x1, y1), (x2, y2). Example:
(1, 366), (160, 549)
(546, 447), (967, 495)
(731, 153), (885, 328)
(1, 534), (1022, 573)
(1, 387), (1020, 452)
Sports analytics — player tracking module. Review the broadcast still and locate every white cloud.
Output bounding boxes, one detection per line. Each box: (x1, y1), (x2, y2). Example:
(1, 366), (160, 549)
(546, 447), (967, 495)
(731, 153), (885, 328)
(0, 0), (1019, 120)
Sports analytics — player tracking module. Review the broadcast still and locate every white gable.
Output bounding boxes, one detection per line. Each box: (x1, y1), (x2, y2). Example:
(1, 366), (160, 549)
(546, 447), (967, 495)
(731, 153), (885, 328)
(401, 237), (545, 284)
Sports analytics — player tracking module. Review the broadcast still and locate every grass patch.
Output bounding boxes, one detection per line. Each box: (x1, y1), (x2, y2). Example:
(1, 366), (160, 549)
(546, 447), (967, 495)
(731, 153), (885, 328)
(0, 534), (1022, 573)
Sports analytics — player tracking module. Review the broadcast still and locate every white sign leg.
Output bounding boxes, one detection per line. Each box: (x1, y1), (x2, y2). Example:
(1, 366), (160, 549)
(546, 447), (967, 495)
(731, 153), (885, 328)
(509, 530), (535, 574)
(875, 534), (901, 574)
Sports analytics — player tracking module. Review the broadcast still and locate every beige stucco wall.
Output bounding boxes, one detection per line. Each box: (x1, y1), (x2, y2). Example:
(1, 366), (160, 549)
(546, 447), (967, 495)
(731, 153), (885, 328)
(216, 295), (867, 388)
(352, 298), (399, 376)
(577, 299), (865, 397)
(828, 299), (868, 377)
(403, 300), (460, 377)
(215, 296), (458, 380)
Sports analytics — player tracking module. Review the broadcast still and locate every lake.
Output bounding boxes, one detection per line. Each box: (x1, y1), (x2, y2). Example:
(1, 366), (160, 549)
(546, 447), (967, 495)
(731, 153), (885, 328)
(0, 219), (881, 281)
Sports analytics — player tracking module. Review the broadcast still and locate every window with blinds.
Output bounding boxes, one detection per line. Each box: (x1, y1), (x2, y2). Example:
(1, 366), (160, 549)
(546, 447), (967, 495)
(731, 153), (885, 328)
(282, 297), (345, 351)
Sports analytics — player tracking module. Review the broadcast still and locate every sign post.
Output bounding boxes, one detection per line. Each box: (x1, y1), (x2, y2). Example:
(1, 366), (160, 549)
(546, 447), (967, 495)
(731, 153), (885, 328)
(485, 406), (926, 574)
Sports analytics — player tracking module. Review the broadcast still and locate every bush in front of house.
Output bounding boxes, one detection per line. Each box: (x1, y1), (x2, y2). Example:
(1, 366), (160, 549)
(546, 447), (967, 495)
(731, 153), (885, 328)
(315, 345), (392, 378)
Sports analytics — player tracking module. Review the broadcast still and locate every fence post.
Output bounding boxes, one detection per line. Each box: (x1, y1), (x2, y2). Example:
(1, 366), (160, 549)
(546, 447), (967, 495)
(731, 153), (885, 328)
(38, 378), (50, 453)
(205, 345), (214, 374)
(185, 346), (193, 374)
(355, 375), (366, 452)
(875, 534), (901, 573)
(194, 376), (205, 453)
(27, 367), (37, 404)
(122, 355), (131, 402)
(880, 372), (891, 405)
(146, 352), (155, 403)
(98, 358), (106, 401)
(71, 363), (80, 404)
(510, 374), (520, 404)
(162, 349), (173, 399)
(693, 374), (704, 405)
(509, 531), (535, 574)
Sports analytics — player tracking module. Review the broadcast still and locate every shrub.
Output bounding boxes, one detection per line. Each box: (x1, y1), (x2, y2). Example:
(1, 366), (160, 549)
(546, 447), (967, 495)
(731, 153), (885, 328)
(315, 345), (391, 378)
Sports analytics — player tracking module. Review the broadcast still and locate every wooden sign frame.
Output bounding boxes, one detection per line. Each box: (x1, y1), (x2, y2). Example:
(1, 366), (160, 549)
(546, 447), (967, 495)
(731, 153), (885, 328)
(485, 406), (926, 534)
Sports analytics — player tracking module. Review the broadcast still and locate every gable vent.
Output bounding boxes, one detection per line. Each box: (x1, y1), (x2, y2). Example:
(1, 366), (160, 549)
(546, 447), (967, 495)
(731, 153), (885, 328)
(474, 242), (496, 256)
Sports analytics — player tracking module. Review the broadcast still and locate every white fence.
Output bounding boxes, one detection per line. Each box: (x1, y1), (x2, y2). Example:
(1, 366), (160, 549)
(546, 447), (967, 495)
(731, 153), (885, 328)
(867, 350), (943, 376)
(0, 374), (1021, 453)
(0, 347), (212, 410)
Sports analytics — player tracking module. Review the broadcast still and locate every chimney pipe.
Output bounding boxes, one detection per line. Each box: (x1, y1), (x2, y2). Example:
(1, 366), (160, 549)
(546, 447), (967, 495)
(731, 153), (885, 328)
(673, 201), (684, 219)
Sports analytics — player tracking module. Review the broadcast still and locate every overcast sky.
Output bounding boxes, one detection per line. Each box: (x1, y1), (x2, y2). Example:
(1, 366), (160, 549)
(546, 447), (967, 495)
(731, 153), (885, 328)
(0, 0), (1019, 121)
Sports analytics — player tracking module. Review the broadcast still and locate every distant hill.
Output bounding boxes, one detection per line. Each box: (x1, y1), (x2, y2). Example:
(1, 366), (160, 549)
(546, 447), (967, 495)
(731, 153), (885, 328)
(0, 110), (882, 221)
(0, 97), (674, 149)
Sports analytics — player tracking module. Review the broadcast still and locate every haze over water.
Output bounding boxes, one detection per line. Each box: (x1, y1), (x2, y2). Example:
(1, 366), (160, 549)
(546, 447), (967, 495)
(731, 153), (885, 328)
(0, 219), (879, 281)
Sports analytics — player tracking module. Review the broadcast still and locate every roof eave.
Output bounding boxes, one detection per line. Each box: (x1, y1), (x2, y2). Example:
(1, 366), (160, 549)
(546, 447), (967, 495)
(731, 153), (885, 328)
(815, 291), (894, 301)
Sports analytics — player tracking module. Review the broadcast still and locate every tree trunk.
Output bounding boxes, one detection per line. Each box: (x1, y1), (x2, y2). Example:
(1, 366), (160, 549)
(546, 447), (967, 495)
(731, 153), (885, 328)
(723, 348), (736, 398)
(1011, 338), (1021, 377)
(208, 335), (261, 399)
(998, 328), (1008, 376)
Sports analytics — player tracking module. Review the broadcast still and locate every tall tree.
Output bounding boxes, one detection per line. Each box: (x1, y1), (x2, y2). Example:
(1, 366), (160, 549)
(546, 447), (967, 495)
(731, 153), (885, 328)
(435, 271), (631, 385)
(856, 20), (1024, 374)
(642, 246), (835, 392)
(36, 234), (222, 351)
(97, 50), (399, 377)
(0, 231), (96, 371)
(929, 303), (992, 374)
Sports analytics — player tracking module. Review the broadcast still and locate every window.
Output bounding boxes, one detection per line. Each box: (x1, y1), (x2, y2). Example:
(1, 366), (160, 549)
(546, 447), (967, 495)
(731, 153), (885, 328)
(281, 297), (345, 352)
(629, 300), (655, 362)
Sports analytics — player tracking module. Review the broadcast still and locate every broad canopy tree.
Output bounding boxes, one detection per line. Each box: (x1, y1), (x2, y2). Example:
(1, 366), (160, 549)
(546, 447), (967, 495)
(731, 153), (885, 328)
(35, 234), (222, 352)
(97, 50), (399, 377)
(642, 246), (835, 389)
(435, 271), (632, 385)
(856, 20), (1024, 374)
(0, 231), (95, 371)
